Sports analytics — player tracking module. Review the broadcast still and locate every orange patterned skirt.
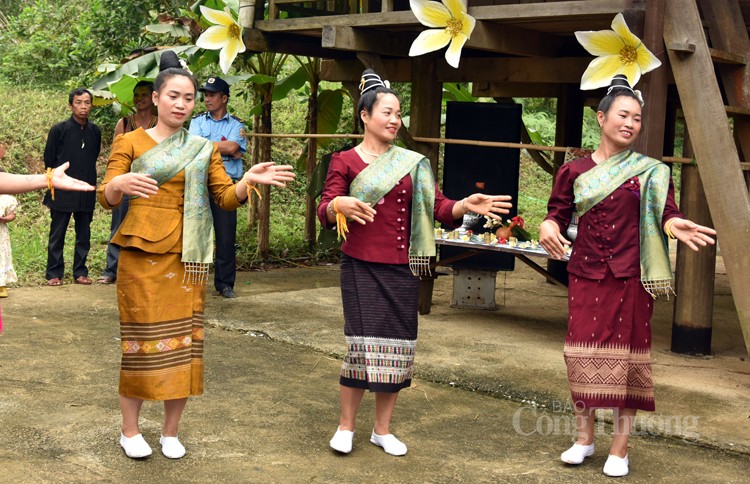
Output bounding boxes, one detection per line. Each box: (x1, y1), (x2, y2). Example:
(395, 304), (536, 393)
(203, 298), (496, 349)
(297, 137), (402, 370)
(117, 250), (205, 400)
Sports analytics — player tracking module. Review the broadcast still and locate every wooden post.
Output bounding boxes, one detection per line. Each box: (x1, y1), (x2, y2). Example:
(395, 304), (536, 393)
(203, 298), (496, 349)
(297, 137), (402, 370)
(547, 84), (584, 284)
(672, 132), (716, 355)
(410, 56), (442, 172)
(630, 0), (718, 353)
(410, 55), (443, 315)
(552, 85), (584, 170)
(664, 0), (750, 356)
(257, 84), (273, 260)
(631, 0), (668, 159)
(698, 0), (750, 164)
(238, 0), (256, 29)
(304, 70), (319, 250)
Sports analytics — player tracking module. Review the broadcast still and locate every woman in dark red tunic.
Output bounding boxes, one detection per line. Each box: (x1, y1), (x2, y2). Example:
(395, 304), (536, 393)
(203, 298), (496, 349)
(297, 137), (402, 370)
(540, 75), (716, 477)
(318, 69), (512, 456)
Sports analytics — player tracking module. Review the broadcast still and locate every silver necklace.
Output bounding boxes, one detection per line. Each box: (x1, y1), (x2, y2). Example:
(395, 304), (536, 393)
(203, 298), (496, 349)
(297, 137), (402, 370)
(358, 145), (391, 157)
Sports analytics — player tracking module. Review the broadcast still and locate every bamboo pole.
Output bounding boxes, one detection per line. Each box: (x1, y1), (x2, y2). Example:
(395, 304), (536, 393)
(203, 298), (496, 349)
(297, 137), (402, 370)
(244, 132), (713, 165)
(238, 0), (256, 29)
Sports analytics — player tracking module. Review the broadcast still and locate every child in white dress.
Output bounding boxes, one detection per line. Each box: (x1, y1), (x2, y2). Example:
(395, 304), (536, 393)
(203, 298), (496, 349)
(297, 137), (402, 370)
(0, 193), (18, 298)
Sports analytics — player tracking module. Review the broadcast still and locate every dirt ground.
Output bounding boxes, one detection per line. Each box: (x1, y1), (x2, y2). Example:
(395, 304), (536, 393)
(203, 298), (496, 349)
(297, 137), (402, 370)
(0, 260), (748, 482)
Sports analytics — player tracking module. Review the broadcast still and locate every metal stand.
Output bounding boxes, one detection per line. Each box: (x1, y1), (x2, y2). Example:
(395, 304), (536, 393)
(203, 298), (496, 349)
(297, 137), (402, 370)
(450, 269), (498, 310)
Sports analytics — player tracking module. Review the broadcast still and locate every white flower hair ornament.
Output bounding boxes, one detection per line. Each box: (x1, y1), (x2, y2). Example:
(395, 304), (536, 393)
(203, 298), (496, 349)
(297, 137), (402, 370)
(408, 0), (475, 68)
(575, 13), (661, 91)
(195, 6), (246, 75)
(179, 58), (192, 74)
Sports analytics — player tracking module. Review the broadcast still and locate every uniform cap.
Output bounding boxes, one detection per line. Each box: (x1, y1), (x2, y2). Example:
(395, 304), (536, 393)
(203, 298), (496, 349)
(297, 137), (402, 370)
(199, 77), (230, 96)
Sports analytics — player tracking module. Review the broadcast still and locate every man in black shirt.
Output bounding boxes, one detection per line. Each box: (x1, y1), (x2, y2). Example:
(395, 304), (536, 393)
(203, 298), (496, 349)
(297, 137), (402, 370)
(43, 88), (101, 286)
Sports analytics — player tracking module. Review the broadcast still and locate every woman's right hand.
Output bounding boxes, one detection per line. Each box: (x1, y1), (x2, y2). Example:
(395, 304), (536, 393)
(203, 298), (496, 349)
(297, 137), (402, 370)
(111, 173), (159, 199)
(333, 196), (376, 225)
(539, 219), (570, 260)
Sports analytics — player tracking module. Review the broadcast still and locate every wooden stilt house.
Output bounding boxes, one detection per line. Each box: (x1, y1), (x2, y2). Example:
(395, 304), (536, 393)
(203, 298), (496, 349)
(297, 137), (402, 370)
(240, 0), (750, 356)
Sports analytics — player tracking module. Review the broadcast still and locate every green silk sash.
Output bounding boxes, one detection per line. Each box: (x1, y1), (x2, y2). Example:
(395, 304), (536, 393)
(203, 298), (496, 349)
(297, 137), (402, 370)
(349, 146), (436, 276)
(131, 128), (215, 284)
(573, 149), (673, 297)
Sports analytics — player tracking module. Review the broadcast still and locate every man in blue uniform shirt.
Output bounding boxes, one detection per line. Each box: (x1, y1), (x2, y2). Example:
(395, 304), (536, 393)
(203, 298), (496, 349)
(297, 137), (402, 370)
(189, 76), (247, 298)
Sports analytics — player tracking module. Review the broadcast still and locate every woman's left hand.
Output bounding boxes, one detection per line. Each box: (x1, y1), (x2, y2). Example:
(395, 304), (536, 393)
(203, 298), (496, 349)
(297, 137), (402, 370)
(464, 193), (513, 219)
(245, 162), (296, 187)
(668, 218), (717, 251)
(52, 162), (96, 192)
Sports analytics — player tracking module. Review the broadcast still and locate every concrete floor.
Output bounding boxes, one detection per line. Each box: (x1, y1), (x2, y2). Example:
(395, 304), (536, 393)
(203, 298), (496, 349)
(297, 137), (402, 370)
(0, 262), (747, 482)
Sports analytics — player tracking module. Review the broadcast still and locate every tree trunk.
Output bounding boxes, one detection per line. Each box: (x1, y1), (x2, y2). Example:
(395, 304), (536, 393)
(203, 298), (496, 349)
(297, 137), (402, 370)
(342, 81), (360, 136)
(304, 78), (319, 250)
(257, 85), (273, 260)
(247, 111), (261, 228)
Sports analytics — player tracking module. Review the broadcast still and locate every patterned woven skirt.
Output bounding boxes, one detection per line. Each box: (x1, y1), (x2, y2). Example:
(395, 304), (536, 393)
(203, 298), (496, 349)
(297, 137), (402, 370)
(117, 250), (205, 400)
(564, 269), (655, 411)
(339, 254), (419, 393)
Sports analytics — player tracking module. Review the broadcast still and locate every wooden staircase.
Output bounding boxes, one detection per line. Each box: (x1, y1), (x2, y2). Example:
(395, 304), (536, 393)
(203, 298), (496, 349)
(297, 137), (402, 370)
(663, 0), (750, 355)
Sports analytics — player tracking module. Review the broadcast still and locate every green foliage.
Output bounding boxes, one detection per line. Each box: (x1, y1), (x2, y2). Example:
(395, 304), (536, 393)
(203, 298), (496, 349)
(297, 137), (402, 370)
(313, 89), (346, 146)
(516, 153), (553, 239)
(0, 1), (95, 87)
(0, 1), (181, 89)
(88, 0), (181, 61)
(522, 110), (556, 146)
(442, 83), (474, 103)
(0, 82), (117, 284)
(0, 1), (20, 17)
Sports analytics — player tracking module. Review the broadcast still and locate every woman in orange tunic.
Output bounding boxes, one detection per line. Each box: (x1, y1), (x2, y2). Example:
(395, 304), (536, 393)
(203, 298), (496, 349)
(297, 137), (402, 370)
(98, 52), (294, 460)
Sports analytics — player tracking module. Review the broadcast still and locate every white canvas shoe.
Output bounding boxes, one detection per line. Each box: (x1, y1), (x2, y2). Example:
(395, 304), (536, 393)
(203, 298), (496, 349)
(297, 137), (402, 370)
(603, 454), (629, 477)
(329, 427), (354, 454)
(560, 442), (595, 464)
(370, 431), (407, 456)
(120, 433), (152, 459)
(159, 435), (186, 459)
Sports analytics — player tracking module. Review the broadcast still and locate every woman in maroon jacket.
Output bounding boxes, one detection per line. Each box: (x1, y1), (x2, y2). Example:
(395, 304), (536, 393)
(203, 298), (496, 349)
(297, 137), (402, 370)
(318, 69), (512, 456)
(540, 75), (715, 477)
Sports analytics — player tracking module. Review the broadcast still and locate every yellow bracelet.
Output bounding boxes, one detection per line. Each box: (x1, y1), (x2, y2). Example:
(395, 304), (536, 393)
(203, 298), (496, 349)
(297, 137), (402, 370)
(45, 167), (55, 201)
(664, 218), (677, 239)
(332, 197), (349, 241)
(245, 178), (262, 201)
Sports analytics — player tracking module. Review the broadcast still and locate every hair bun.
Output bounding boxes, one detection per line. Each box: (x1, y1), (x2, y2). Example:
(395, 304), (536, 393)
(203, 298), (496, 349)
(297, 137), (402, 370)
(606, 74), (644, 106)
(159, 51), (182, 71)
(359, 69), (389, 95)
(609, 74), (631, 89)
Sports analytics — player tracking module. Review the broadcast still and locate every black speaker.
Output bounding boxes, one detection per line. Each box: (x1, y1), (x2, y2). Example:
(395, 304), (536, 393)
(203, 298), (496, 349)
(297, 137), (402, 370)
(440, 101), (522, 271)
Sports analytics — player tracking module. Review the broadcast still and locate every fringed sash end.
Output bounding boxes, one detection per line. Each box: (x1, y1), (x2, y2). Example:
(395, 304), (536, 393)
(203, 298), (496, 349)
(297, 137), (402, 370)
(642, 279), (674, 300)
(182, 262), (209, 286)
(409, 255), (431, 277)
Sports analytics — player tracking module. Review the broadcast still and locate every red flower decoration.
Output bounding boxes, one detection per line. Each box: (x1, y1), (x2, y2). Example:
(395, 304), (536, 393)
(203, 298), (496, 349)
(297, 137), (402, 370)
(510, 215), (525, 228)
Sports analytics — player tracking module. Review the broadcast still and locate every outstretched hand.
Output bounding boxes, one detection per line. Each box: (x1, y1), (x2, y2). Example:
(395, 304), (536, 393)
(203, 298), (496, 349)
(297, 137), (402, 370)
(539, 219), (571, 260)
(332, 196), (376, 225)
(111, 172), (159, 199)
(668, 218), (716, 251)
(464, 194), (513, 219)
(245, 162), (296, 187)
(52, 162), (96, 192)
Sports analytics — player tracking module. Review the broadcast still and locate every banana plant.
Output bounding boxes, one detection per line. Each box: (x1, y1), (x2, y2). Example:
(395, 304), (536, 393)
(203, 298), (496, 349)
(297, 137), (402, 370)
(292, 56), (347, 249)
